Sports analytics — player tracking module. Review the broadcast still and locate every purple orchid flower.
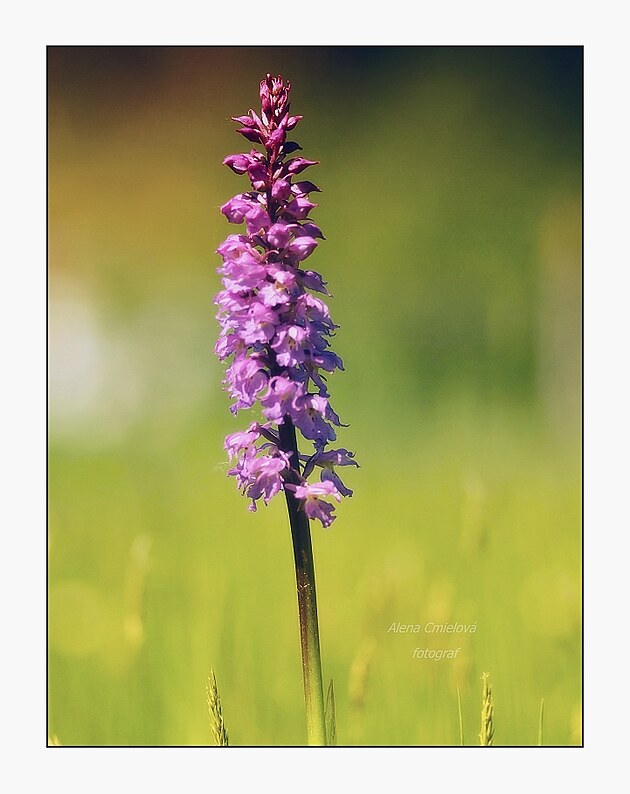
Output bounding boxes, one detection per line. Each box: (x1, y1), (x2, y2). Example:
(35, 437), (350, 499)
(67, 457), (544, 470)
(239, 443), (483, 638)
(285, 481), (342, 529)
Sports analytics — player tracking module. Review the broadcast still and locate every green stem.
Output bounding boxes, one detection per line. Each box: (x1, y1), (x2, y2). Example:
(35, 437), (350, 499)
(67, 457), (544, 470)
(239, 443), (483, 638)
(279, 418), (327, 746)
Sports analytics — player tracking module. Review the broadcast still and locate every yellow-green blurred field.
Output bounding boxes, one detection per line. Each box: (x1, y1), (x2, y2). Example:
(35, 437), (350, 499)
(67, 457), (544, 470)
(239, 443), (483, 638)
(48, 46), (582, 746)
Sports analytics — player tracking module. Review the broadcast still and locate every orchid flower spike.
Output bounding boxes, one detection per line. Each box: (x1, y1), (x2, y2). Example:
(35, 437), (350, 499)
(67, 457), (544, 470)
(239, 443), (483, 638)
(215, 74), (357, 527)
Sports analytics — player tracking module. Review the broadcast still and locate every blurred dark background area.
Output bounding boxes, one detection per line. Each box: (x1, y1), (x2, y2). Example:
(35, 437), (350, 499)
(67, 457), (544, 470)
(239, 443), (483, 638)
(48, 45), (582, 426)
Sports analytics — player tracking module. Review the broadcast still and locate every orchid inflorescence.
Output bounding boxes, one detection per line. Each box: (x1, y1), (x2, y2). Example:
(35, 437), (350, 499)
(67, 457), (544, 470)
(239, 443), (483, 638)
(214, 74), (357, 527)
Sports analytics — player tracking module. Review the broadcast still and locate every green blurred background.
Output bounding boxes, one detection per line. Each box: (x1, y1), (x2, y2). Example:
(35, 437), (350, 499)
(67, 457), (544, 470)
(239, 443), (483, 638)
(48, 46), (582, 746)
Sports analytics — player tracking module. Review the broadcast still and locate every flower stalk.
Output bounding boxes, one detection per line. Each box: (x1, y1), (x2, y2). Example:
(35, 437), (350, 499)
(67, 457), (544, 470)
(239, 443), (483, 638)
(214, 74), (355, 744)
(281, 417), (326, 745)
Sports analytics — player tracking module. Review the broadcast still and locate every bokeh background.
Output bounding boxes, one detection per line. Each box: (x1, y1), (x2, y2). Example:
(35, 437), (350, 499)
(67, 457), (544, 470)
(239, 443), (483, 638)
(48, 46), (582, 746)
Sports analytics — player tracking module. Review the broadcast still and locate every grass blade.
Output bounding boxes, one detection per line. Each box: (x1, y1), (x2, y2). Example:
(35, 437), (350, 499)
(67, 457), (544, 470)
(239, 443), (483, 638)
(325, 678), (337, 746)
(538, 698), (544, 746)
(457, 684), (464, 746)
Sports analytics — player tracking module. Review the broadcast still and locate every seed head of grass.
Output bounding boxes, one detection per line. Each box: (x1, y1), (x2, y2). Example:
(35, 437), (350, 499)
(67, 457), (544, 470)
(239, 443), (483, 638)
(479, 672), (494, 746)
(206, 669), (229, 747)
